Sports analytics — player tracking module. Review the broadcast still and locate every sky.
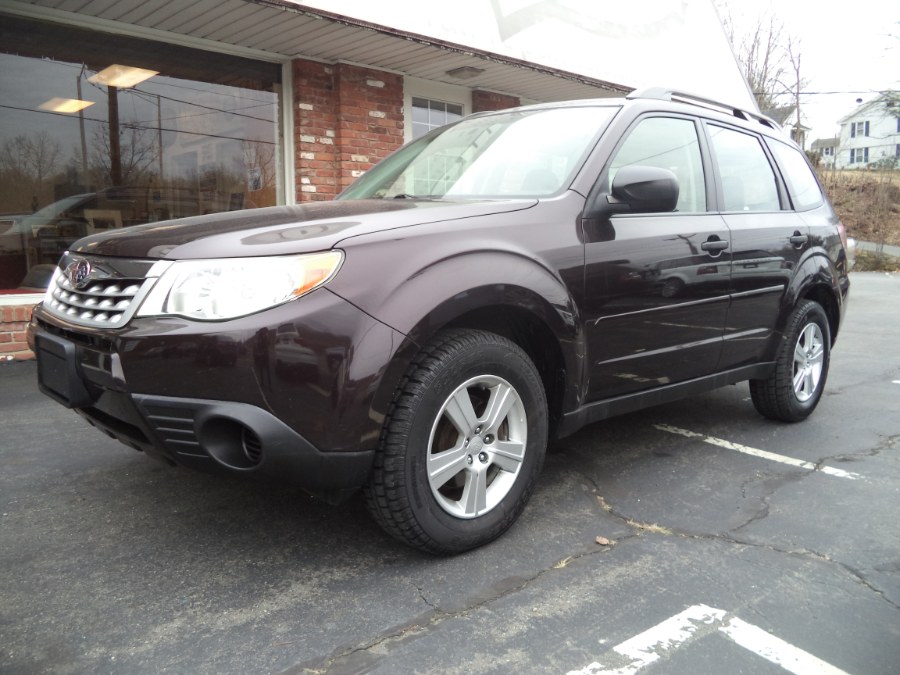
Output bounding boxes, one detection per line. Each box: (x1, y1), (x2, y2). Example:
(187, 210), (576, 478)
(295, 0), (895, 142)
(718, 0), (899, 141)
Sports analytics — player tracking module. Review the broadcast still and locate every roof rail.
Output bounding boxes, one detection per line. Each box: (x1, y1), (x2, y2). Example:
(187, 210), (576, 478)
(627, 87), (778, 130)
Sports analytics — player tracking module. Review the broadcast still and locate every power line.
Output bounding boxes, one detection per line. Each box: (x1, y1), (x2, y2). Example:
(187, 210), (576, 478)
(0, 104), (276, 146)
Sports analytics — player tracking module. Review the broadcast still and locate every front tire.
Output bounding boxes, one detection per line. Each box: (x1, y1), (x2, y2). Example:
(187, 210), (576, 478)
(750, 300), (830, 422)
(365, 329), (548, 554)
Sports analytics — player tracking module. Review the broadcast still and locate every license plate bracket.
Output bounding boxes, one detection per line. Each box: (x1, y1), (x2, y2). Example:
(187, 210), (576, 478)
(36, 332), (93, 408)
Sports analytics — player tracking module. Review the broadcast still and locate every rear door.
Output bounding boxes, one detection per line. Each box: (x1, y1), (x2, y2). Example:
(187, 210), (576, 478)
(704, 123), (809, 369)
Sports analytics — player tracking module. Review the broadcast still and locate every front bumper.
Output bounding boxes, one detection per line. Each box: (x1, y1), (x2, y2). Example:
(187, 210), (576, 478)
(28, 288), (403, 498)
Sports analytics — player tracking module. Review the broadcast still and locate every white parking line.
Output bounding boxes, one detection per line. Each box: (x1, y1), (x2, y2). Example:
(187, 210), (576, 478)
(721, 616), (851, 675)
(568, 604), (850, 675)
(654, 424), (862, 480)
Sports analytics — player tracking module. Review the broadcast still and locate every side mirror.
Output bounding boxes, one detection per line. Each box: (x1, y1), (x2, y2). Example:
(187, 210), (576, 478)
(609, 165), (679, 214)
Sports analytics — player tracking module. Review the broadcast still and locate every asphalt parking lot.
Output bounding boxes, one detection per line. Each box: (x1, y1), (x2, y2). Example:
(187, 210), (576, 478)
(2, 271), (898, 674)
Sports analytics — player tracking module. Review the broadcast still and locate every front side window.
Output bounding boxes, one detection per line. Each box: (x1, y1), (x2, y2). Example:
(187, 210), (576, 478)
(708, 125), (780, 212)
(341, 105), (617, 200)
(0, 17), (282, 292)
(767, 139), (823, 210)
(607, 117), (706, 213)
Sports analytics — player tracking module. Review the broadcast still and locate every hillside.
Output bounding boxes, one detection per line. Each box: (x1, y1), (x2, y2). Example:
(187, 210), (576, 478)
(820, 171), (900, 246)
(819, 170), (900, 270)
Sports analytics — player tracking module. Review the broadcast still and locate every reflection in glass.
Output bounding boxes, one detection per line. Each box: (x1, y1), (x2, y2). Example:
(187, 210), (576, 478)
(0, 18), (281, 291)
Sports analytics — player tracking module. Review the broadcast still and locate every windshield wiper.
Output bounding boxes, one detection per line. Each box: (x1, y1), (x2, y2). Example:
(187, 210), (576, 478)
(390, 193), (443, 200)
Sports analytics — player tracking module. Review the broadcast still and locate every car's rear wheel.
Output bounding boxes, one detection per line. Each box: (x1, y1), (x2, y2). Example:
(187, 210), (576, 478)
(750, 299), (830, 422)
(365, 329), (548, 554)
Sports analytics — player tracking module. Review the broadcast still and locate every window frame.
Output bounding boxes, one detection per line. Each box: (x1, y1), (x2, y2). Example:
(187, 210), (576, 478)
(410, 97), (465, 140)
(702, 121), (789, 214)
(590, 112), (714, 216)
(765, 137), (825, 212)
(403, 77), (470, 143)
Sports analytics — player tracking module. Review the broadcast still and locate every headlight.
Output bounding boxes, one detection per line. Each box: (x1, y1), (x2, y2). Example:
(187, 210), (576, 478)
(136, 251), (343, 321)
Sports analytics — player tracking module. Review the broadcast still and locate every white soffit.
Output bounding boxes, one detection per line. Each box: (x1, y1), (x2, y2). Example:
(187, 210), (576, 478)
(1, 0), (631, 102)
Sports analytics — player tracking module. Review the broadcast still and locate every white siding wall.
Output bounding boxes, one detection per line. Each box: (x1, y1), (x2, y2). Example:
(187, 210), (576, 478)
(836, 103), (900, 169)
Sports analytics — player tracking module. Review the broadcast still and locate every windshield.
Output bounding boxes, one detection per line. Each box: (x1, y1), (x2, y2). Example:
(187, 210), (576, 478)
(340, 105), (618, 200)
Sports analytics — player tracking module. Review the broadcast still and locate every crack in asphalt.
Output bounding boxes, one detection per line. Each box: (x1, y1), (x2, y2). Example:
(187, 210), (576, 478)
(304, 541), (625, 673)
(582, 468), (900, 613)
(302, 437), (897, 672)
(823, 434), (898, 466)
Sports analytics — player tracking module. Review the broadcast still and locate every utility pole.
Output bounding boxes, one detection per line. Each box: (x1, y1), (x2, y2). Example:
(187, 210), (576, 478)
(108, 85), (122, 185)
(794, 51), (802, 149)
(76, 67), (88, 185)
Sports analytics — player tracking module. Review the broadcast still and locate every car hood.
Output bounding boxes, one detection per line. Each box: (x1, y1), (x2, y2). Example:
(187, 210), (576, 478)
(71, 199), (537, 259)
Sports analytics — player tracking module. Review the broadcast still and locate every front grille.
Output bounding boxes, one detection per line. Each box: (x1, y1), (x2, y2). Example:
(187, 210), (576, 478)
(42, 254), (162, 328)
(48, 276), (143, 325)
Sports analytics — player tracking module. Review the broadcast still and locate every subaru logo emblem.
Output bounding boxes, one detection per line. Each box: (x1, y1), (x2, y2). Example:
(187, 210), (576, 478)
(66, 259), (93, 289)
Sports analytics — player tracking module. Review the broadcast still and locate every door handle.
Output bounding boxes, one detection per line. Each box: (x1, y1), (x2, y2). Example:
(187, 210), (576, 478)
(701, 238), (729, 253)
(789, 231), (809, 246)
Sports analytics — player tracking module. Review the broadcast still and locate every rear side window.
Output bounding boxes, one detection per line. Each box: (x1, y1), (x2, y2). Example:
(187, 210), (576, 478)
(766, 139), (824, 210)
(708, 125), (780, 212)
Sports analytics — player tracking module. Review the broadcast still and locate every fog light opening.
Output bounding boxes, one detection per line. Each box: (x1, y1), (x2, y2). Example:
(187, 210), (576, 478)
(242, 427), (263, 465)
(200, 417), (263, 470)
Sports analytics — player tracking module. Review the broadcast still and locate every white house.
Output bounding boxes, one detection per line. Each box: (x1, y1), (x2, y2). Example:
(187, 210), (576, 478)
(810, 137), (839, 168)
(835, 92), (900, 169)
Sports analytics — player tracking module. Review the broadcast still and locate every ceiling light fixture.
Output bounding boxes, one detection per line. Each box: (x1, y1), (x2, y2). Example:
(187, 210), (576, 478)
(38, 98), (95, 113)
(88, 64), (159, 88)
(445, 66), (486, 80)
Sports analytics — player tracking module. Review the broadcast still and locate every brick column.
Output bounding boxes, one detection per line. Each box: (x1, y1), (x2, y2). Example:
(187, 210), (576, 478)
(1, 302), (35, 361)
(334, 65), (404, 192)
(472, 90), (520, 113)
(292, 59), (404, 201)
(293, 60), (340, 201)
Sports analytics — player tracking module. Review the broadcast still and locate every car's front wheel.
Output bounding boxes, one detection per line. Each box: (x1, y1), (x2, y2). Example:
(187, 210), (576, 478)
(750, 299), (831, 422)
(365, 329), (548, 554)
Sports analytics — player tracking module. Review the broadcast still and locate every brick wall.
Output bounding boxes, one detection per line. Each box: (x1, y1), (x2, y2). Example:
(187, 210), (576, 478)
(293, 59), (404, 201)
(1, 301), (35, 362)
(472, 90), (521, 113)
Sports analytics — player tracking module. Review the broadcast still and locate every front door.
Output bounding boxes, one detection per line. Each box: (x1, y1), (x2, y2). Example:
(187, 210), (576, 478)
(581, 115), (731, 401)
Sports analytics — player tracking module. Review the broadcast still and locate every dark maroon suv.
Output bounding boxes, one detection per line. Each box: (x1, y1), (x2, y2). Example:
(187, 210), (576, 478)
(29, 89), (850, 553)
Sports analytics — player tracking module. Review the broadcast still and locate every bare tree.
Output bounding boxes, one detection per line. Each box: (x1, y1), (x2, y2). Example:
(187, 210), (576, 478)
(717, 3), (798, 112)
(239, 139), (275, 187)
(785, 36), (810, 146)
(0, 132), (62, 184)
(89, 120), (158, 186)
(0, 131), (63, 210)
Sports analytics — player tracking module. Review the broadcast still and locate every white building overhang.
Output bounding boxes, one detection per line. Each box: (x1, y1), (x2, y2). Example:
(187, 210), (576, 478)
(1, 0), (631, 102)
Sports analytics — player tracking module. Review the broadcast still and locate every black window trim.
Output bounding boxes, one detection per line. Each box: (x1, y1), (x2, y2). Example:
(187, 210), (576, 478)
(764, 136), (825, 212)
(586, 111), (715, 218)
(700, 119), (791, 214)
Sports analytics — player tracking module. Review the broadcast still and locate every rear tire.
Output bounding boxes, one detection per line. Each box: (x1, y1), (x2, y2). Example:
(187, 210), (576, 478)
(365, 329), (548, 554)
(750, 300), (830, 422)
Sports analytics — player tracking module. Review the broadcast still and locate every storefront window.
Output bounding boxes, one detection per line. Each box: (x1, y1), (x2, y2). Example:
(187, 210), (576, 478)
(0, 17), (282, 292)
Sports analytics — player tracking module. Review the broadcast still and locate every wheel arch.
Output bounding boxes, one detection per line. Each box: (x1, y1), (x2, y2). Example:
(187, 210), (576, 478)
(363, 255), (584, 443)
(789, 250), (846, 346)
(441, 303), (570, 438)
